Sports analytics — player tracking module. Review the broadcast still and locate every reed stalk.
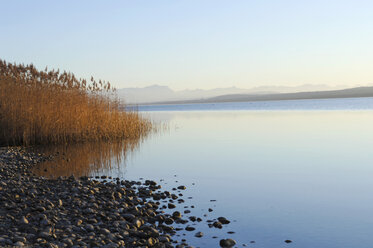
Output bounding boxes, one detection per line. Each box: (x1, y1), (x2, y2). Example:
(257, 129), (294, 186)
(0, 60), (151, 146)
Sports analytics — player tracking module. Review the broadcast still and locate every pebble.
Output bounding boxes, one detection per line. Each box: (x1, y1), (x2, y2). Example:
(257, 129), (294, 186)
(218, 217), (230, 224)
(20, 216), (28, 224)
(213, 221), (223, 229)
(14, 241), (25, 247)
(219, 238), (237, 248)
(185, 226), (195, 231)
(172, 211), (182, 219)
(86, 224), (94, 232)
(168, 203), (176, 209)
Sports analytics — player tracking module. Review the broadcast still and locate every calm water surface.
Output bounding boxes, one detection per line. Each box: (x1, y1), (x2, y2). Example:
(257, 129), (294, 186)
(37, 98), (373, 248)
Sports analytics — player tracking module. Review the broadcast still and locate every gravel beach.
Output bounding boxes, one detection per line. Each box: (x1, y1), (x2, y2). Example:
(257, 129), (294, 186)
(0, 147), (197, 248)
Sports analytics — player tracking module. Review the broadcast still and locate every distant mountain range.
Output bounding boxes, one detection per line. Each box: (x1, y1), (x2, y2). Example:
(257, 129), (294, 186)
(117, 84), (352, 104)
(151, 86), (373, 105)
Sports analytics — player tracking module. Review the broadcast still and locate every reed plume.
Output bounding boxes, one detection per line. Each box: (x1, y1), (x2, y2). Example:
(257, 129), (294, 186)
(0, 59), (151, 146)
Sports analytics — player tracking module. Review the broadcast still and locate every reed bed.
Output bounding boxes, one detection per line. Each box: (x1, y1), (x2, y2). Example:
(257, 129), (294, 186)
(0, 59), (151, 146)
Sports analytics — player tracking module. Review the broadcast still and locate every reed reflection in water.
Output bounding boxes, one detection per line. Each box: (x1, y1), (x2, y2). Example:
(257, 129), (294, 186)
(32, 140), (142, 178)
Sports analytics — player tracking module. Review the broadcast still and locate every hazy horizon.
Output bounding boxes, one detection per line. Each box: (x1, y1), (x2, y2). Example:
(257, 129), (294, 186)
(117, 83), (373, 104)
(2, 0), (373, 90)
(118, 83), (357, 91)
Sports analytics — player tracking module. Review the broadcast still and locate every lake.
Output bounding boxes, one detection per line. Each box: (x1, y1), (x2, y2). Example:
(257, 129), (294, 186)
(35, 97), (373, 247)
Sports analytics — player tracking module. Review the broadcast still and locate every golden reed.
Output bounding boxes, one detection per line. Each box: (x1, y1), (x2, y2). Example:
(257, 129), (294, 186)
(0, 60), (151, 146)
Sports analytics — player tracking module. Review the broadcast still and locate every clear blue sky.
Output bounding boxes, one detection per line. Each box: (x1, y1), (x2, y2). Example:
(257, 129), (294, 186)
(1, 0), (373, 90)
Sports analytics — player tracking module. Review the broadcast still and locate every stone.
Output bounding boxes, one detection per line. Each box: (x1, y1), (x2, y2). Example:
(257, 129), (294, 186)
(218, 217), (230, 224)
(219, 239), (236, 248)
(185, 226), (195, 231)
(147, 237), (156, 246)
(20, 216), (29, 224)
(168, 203), (176, 209)
(213, 221), (223, 229)
(165, 218), (174, 225)
(86, 224), (95, 232)
(38, 232), (51, 240)
(159, 236), (170, 243)
(100, 228), (111, 235)
(172, 211), (181, 219)
(13, 241), (25, 247)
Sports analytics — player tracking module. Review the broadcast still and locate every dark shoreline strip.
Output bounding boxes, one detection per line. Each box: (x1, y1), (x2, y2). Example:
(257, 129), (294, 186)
(0, 147), (192, 247)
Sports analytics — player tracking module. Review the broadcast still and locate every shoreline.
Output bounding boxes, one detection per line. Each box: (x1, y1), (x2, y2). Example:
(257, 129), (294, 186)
(0, 147), (197, 247)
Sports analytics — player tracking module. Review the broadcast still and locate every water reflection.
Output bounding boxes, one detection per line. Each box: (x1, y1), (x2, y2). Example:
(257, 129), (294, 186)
(30, 105), (373, 247)
(32, 140), (142, 178)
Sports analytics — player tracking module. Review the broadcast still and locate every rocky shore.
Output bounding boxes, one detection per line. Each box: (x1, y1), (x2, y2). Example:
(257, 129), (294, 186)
(0, 147), (236, 248)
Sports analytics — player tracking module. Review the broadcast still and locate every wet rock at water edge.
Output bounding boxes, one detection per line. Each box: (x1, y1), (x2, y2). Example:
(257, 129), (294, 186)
(165, 217), (174, 225)
(172, 211), (182, 219)
(195, 232), (203, 238)
(185, 226), (195, 231)
(218, 217), (230, 224)
(189, 216), (197, 222)
(219, 238), (237, 248)
(212, 221), (223, 229)
(168, 203), (176, 209)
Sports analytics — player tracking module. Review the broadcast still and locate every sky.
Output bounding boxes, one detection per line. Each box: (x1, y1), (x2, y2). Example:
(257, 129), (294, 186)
(1, 0), (373, 90)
